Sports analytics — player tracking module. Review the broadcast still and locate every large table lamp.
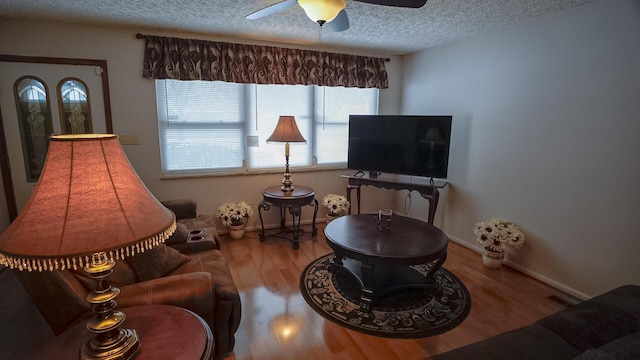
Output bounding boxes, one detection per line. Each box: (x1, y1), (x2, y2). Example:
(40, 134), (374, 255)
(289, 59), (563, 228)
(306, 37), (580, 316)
(267, 116), (307, 192)
(0, 134), (176, 359)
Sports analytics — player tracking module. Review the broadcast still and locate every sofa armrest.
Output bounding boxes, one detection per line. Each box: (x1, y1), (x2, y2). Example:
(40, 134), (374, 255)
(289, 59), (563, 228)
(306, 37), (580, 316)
(116, 272), (214, 316)
(428, 325), (581, 360)
(179, 250), (241, 357)
(535, 285), (640, 352)
(169, 239), (218, 254)
(162, 199), (197, 220)
(177, 216), (222, 250)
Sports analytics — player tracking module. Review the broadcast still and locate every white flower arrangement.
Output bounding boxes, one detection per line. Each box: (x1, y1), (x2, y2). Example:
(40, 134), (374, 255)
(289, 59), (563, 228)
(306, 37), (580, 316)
(474, 217), (525, 252)
(322, 194), (350, 216)
(216, 201), (253, 227)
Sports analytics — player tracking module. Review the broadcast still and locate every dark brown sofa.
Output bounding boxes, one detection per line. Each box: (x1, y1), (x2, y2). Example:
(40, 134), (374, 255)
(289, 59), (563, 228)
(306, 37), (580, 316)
(429, 285), (640, 360)
(0, 266), (55, 360)
(15, 199), (241, 359)
(16, 248), (240, 359)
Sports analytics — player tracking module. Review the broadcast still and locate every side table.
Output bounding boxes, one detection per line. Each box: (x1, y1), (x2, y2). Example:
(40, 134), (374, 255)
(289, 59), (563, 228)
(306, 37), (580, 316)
(258, 185), (318, 249)
(29, 305), (213, 360)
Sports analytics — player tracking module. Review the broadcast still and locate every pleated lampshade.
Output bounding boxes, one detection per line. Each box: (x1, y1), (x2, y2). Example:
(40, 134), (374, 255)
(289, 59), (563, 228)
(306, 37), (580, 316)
(0, 134), (175, 272)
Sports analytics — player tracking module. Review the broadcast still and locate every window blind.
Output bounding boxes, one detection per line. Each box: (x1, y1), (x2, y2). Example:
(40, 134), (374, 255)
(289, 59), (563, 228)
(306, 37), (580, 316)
(156, 79), (378, 176)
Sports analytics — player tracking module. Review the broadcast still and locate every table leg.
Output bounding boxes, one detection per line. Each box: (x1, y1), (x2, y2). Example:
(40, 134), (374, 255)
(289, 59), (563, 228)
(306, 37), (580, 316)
(289, 206), (301, 249)
(311, 199), (318, 236)
(331, 252), (344, 267)
(425, 251), (447, 286)
(360, 262), (375, 311)
(346, 184), (361, 215)
(279, 207), (287, 229)
(258, 201), (270, 241)
(420, 188), (440, 225)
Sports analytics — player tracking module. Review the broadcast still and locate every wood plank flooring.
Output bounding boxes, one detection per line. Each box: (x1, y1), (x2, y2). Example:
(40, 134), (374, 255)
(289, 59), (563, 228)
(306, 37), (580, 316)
(220, 222), (573, 360)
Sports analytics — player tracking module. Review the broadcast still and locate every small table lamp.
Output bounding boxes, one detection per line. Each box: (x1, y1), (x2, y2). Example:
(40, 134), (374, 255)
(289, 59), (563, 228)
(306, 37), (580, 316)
(267, 116), (307, 192)
(0, 134), (176, 360)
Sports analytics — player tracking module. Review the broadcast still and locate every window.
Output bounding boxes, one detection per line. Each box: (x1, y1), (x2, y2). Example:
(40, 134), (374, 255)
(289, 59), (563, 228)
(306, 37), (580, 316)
(156, 80), (378, 176)
(58, 78), (93, 134)
(14, 76), (53, 182)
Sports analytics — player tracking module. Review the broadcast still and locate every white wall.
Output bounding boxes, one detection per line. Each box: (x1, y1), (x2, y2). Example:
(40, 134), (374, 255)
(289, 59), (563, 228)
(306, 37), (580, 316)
(402, 0), (640, 298)
(0, 19), (402, 230)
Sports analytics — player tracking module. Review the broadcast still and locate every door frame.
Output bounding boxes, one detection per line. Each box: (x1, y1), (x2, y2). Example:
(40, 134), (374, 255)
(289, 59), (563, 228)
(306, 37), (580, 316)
(0, 54), (113, 221)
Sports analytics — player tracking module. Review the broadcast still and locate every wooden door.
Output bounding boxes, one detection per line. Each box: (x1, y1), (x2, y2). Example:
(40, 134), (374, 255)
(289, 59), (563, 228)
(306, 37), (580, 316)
(0, 55), (112, 223)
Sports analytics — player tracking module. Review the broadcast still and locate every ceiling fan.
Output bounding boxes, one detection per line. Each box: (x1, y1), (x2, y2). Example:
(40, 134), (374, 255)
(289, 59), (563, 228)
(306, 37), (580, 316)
(246, 0), (428, 32)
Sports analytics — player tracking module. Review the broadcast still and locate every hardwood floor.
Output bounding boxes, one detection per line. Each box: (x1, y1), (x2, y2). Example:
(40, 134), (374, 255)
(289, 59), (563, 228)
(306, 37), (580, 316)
(220, 222), (573, 360)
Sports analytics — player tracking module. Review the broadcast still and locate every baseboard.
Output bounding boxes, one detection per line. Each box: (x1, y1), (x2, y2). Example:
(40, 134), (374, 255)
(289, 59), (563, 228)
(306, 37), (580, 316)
(446, 234), (591, 301)
(220, 218), (325, 234)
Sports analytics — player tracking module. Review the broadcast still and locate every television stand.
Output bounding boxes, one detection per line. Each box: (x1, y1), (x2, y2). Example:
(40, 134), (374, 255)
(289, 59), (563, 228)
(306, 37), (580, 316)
(341, 173), (448, 224)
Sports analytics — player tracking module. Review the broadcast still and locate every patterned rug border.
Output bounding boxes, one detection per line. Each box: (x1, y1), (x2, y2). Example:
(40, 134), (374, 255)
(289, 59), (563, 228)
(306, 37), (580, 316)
(300, 253), (471, 339)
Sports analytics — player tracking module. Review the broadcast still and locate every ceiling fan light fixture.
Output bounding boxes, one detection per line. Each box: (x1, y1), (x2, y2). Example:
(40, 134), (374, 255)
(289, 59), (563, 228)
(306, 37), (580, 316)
(298, 0), (347, 24)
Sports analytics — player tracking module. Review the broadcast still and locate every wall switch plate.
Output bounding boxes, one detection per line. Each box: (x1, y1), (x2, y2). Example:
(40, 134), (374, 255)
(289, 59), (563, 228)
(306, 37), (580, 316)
(118, 134), (140, 145)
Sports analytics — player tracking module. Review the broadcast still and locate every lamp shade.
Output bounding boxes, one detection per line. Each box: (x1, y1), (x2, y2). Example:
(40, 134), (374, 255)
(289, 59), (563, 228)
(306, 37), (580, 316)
(298, 0), (347, 24)
(267, 116), (307, 144)
(0, 134), (176, 272)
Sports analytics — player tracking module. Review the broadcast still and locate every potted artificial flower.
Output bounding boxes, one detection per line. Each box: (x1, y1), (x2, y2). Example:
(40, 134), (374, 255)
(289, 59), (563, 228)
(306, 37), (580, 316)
(474, 217), (525, 269)
(322, 194), (350, 223)
(217, 201), (253, 239)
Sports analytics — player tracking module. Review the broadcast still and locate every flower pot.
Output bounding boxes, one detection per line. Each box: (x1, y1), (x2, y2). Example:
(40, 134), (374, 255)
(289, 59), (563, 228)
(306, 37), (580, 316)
(482, 248), (505, 269)
(227, 218), (247, 240)
(326, 213), (340, 223)
(228, 224), (245, 240)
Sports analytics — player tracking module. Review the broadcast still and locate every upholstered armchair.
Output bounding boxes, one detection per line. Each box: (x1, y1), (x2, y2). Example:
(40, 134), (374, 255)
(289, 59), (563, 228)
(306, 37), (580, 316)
(16, 243), (241, 359)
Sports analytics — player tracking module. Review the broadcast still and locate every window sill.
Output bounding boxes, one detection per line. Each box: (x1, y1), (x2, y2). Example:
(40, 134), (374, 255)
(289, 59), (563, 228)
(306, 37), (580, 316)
(160, 164), (347, 180)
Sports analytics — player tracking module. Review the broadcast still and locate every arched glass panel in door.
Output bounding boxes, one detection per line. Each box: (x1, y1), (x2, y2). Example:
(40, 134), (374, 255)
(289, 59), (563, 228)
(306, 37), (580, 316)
(14, 76), (54, 182)
(58, 78), (93, 134)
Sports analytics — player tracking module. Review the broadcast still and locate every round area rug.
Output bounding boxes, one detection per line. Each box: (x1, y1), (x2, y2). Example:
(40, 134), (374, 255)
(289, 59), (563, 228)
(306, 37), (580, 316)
(300, 253), (471, 339)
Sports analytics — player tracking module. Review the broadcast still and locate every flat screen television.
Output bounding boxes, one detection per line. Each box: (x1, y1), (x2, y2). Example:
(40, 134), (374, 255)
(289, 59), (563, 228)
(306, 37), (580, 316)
(348, 115), (452, 179)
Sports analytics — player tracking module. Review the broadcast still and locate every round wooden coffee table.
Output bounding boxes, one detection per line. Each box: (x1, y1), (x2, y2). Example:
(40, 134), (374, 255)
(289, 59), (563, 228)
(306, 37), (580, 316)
(324, 213), (448, 311)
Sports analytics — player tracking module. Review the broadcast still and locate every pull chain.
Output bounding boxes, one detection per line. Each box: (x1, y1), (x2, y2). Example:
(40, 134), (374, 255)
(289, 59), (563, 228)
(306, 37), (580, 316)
(319, 24), (326, 130)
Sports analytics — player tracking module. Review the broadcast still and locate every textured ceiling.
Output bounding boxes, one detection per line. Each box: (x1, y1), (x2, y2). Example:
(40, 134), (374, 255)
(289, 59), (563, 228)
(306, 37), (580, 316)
(0, 0), (594, 55)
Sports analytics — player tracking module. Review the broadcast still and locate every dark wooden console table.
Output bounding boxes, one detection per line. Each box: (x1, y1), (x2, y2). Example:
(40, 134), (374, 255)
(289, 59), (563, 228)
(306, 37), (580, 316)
(342, 173), (448, 224)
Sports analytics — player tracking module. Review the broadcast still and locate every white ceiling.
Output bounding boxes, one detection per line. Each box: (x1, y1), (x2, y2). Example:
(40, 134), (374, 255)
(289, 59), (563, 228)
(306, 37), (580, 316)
(0, 0), (594, 55)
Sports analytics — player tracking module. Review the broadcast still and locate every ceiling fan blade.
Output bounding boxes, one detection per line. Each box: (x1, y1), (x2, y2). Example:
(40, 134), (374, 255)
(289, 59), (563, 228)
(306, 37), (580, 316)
(354, 0), (427, 8)
(246, 0), (298, 20)
(327, 10), (349, 32)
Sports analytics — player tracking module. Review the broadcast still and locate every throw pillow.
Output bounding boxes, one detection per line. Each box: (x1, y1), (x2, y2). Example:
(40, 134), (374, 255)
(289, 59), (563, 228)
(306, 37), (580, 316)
(126, 244), (190, 282)
(71, 259), (138, 290)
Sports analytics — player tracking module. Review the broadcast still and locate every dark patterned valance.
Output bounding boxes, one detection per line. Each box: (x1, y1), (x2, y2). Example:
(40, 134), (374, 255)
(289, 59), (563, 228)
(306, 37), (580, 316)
(139, 34), (388, 89)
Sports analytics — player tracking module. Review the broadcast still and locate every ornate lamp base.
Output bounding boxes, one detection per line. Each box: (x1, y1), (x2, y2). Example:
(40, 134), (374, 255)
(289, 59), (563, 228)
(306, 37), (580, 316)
(281, 174), (294, 191)
(81, 328), (140, 360)
(281, 154), (294, 192)
(82, 252), (141, 360)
